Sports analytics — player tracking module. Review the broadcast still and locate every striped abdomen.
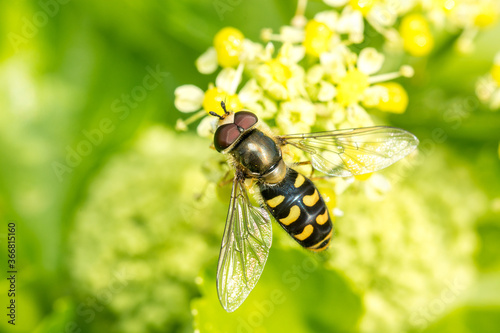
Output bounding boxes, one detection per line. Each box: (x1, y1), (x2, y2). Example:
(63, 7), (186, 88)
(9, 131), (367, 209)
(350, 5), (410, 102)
(259, 168), (333, 252)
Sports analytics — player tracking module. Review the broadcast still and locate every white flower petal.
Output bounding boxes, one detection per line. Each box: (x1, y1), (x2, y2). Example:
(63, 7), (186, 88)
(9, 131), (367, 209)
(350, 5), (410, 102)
(490, 89), (500, 110)
(494, 52), (500, 65)
(318, 81), (336, 101)
(279, 26), (305, 43)
(306, 65), (325, 85)
(347, 104), (373, 127)
(241, 39), (264, 63)
(320, 50), (347, 78)
(323, 0), (348, 7)
(330, 101), (346, 123)
(287, 76), (307, 100)
(358, 47), (384, 75)
(239, 79), (263, 104)
(261, 42), (275, 62)
(195, 47), (218, 75)
(338, 7), (364, 39)
(290, 45), (306, 63)
(196, 116), (217, 138)
(268, 82), (289, 100)
(314, 10), (339, 31)
(174, 85), (204, 112)
(279, 43), (302, 65)
(363, 85), (388, 107)
(368, 5), (397, 27)
(383, 28), (403, 52)
(395, 0), (417, 14)
(215, 68), (238, 93)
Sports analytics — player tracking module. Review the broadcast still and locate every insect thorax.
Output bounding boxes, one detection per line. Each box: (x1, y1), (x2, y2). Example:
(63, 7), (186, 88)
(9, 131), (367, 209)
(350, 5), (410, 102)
(229, 129), (285, 182)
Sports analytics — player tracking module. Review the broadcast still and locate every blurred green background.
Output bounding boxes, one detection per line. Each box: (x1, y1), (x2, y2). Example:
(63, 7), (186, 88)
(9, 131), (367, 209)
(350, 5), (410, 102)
(1, 1), (500, 333)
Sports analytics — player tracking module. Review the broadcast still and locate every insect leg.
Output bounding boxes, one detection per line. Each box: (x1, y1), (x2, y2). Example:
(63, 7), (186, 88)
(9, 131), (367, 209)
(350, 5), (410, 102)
(218, 170), (234, 188)
(295, 161), (316, 178)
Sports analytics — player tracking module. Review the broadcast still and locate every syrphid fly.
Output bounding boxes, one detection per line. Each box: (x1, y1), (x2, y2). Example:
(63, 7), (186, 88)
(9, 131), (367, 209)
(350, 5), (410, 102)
(210, 101), (419, 312)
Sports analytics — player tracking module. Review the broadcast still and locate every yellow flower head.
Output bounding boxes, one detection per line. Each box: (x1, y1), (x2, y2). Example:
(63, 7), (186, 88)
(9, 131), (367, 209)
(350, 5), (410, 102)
(336, 69), (369, 106)
(303, 20), (334, 57)
(202, 87), (243, 116)
(400, 14), (434, 57)
(214, 27), (244, 68)
(474, 1), (499, 28)
(375, 82), (409, 113)
(349, 0), (375, 16)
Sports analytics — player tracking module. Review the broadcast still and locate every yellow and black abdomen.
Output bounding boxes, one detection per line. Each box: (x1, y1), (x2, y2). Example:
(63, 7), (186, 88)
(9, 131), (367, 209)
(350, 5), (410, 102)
(259, 168), (333, 252)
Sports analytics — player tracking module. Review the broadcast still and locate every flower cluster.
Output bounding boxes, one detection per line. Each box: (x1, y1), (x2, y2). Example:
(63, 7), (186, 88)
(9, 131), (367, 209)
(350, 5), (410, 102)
(323, 0), (499, 53)
(175, 1), (422, 207)
(175, 0), (500, 151)
(329, 147), (488, 332)
(173, 0), (500, 243)
(175, 10), (416, 140)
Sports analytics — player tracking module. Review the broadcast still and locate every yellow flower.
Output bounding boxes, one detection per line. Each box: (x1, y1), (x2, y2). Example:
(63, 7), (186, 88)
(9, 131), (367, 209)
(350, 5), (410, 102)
(303, 20), (334, 56)
(202, 87), (243, 116)
(213, 27), (244, 68)
(336, 69), (370, 106)
(276, 98), (316, 134)
(255, 43), (306, 101)
(375, 82), (409, 113)
(474, 1), (499, 28)
(400, 14), (434, 57)
(174, 65), (245, 135)
(349, 0), (374, 16)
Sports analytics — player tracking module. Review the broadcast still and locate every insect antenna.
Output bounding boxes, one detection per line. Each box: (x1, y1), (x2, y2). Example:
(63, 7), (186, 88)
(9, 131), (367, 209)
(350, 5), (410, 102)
(209, 100), (232, 119)
(220, 100), (230, 116)
(209, 111), (223, 119)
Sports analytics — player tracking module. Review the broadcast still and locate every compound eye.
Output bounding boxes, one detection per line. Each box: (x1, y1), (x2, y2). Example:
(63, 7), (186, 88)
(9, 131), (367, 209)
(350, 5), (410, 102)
(234, 111), (258, 130)
(214, 124), (240, 152)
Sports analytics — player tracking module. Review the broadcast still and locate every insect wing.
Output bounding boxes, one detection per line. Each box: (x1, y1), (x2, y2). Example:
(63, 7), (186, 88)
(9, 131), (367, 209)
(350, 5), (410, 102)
(217, 176), (272, 312)
(281, 127), (419, 177)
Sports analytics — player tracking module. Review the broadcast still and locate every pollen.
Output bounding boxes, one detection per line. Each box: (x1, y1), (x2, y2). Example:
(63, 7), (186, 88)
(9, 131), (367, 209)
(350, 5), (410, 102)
(303, 20), (333, 57)
(400, 14), (434, 57)
(214, 27), (244, 68)
(376, 82), (409, 114)
(336, 69), (369, 106)
(202, 87), (243, 116)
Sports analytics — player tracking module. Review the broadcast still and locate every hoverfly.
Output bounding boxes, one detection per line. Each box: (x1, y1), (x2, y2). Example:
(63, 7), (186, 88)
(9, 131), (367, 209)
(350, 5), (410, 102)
(210, 101), (419, 312)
